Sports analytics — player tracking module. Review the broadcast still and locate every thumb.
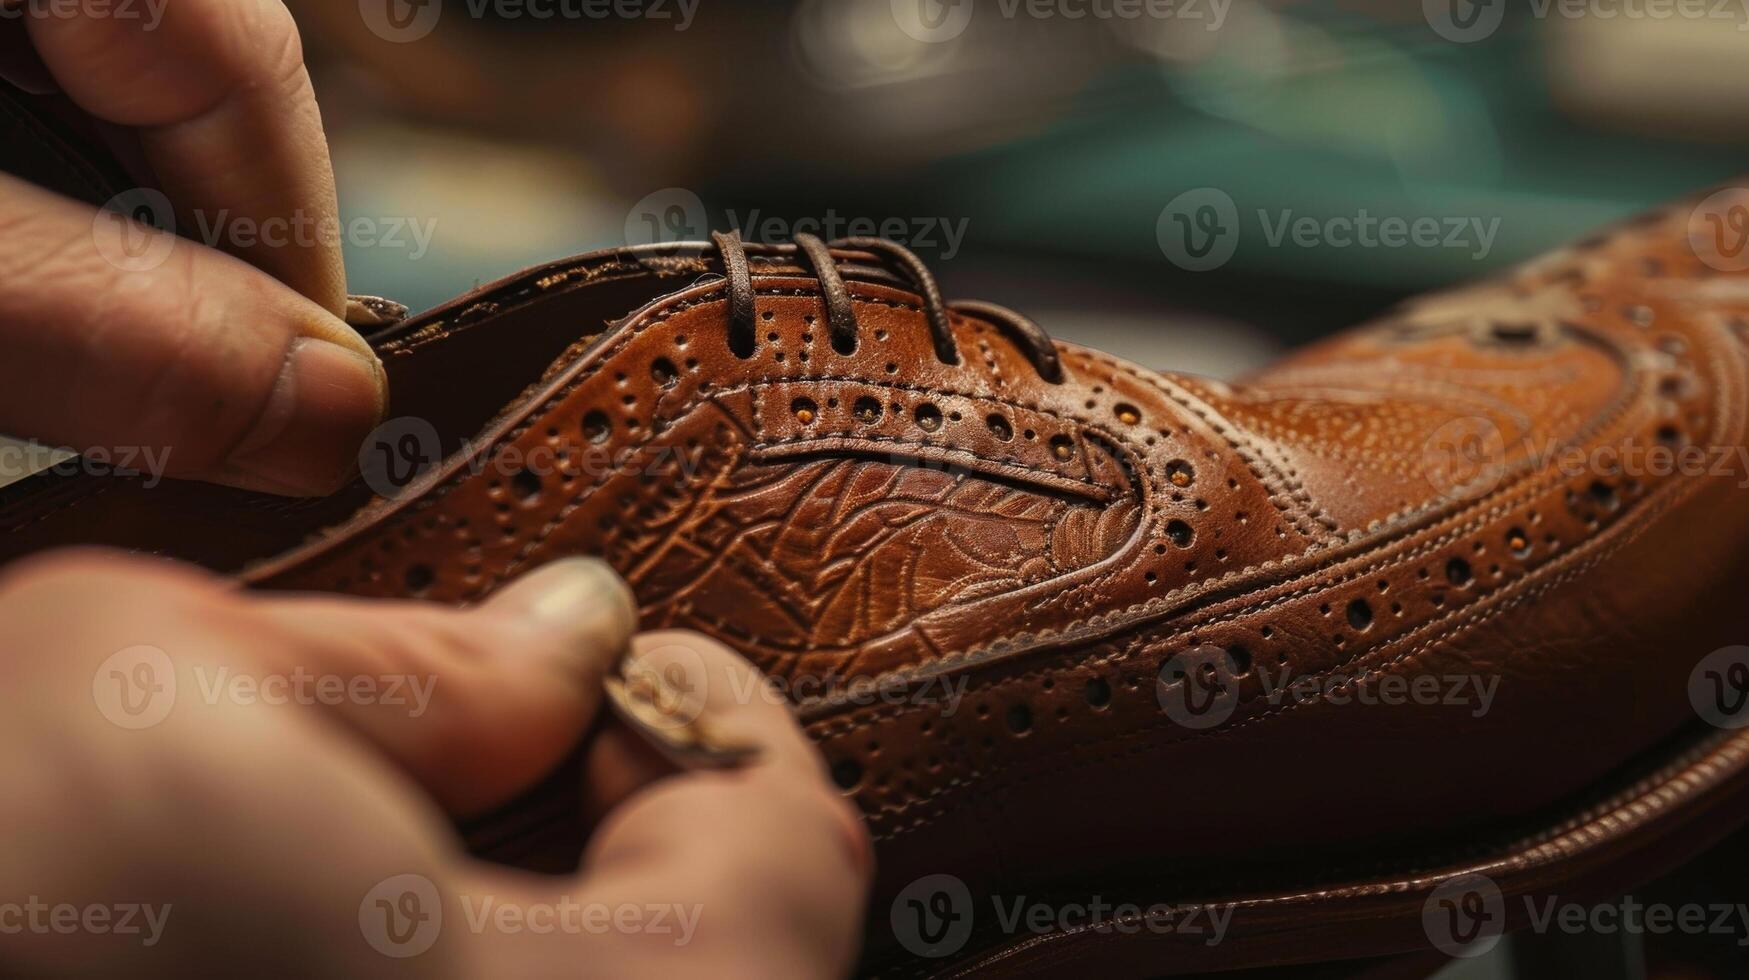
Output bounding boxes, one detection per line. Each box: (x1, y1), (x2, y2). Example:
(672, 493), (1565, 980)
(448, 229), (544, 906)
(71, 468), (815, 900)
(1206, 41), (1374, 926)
(0, 173), (384, 496)
(245, 558), (637, 816)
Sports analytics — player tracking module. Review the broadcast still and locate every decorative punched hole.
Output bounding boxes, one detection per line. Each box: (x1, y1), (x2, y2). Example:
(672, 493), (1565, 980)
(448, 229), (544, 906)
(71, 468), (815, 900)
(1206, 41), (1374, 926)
(1166, 459), (1195, 488)
(1165, 519), (1195, 548)
(1490, 322), (1539, 345)
(1656, 424), (1684, 448)
(830, 759), (863, 791)
(792, 397), (818, 424)
(1114, 403), (1142, 425)
(1507, 527), (1531, 559)
(582, 410), (612, 444)
(915, 403), (943, 431)
(404, 563), (435, 593)
(1228, 646), (1253, 675)
(1049, 435), (1075, 461)
(1588, 480), (1620, 511)
(511, 468), (542, 502)
(1085, 677), (1112, 708)
(1346, 599), (1373, 632)
(1006, 704), (1033, 734)
(650, 358), (678, 388)
(986, 414), (1014, 441)
(852, 397), (883, 424)
(1446, 557), (1473, 587)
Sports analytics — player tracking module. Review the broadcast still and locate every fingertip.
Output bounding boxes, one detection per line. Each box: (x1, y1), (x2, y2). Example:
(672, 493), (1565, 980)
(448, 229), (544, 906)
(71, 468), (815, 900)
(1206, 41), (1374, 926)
(210, 336), (386, 497)
(486, 558), (638, 684)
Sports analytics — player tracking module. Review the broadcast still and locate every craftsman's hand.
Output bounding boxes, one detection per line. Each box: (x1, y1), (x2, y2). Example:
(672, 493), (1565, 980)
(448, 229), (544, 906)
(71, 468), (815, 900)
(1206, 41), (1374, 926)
(0, 551), (870, 977)
(0, 0), (384, 495)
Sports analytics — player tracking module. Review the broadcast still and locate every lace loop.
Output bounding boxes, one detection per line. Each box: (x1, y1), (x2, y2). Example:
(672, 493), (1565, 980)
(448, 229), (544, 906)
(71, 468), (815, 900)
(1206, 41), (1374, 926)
(710, 229), (756, 358)
(708, 232), (1061, 383)
(832, 236), (959, 367)
(792, 233), (859, 355)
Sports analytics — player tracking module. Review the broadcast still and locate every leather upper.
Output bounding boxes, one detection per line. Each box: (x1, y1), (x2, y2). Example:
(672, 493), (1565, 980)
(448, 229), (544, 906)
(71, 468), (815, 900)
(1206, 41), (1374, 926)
(4, 193), (1749, 932)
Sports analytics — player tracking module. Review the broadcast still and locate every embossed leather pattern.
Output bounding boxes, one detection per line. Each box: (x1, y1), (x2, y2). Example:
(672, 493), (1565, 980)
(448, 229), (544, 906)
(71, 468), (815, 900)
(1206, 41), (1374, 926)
(5, 194), (1749, 972)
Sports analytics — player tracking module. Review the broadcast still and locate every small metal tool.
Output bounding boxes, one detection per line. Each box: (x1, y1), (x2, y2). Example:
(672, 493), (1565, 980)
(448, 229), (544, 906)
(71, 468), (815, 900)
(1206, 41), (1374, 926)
(603, 656), (762, 770)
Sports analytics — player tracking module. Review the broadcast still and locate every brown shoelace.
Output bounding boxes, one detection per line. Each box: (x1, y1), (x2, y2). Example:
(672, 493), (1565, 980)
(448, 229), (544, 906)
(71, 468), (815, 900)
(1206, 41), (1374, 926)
(708, 230), (1064, 383)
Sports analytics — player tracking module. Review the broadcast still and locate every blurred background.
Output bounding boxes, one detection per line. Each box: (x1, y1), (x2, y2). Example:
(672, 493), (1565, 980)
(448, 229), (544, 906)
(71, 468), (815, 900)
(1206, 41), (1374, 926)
(305, 0), (1749, 379)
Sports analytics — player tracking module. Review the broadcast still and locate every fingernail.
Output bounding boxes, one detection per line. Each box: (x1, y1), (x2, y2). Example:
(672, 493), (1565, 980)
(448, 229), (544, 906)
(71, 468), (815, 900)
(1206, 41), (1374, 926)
(488, 558), (638, 679)
(219, 338), (387, 496)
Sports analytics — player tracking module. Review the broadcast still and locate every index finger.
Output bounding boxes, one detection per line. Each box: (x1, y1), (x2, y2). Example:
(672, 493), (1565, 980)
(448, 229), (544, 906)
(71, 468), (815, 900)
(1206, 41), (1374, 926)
(20, 0), (347, 314)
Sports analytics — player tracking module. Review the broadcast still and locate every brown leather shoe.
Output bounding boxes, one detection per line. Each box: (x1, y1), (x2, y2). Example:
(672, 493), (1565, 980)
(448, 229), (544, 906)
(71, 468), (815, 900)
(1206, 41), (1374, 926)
(7, 194), (1749, 976)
